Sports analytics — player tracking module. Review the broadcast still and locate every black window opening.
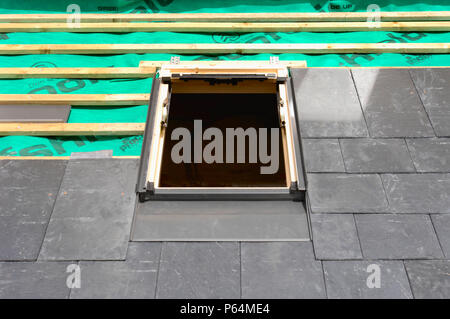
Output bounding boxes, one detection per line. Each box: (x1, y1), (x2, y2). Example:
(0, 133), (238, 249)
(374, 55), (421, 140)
(160, 92), (286, 188)
(137, 67), (305, 201)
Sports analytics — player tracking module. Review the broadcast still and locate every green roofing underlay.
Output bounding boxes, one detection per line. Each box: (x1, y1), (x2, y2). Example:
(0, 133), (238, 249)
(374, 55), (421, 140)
(0, 0), (449, 157)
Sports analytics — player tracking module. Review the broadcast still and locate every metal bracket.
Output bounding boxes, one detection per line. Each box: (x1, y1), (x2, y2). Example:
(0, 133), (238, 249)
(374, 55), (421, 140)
(160, 86), (172, 127)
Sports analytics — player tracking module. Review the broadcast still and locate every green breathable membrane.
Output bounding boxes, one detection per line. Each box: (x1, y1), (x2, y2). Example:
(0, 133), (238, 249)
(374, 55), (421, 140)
(0, 0), (449, 13)
(0, 0), (449, 157)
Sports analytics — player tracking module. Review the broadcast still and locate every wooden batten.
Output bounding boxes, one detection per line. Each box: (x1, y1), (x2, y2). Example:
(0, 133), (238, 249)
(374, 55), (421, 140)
(0, 11), (448, 23)
(0, 122), (145, 136)
(0, 94), (149, 106)
(0, 43), (447, 55)
(0, 67), (156, 79)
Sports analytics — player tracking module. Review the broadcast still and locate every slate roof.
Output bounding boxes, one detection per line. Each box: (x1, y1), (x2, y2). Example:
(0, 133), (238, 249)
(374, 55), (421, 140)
(0, 67), (449, 299)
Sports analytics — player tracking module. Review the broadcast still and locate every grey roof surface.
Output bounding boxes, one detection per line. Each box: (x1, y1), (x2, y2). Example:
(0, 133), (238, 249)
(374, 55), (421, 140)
(0, 68), (449, 299)
(132, 200), (309, 241)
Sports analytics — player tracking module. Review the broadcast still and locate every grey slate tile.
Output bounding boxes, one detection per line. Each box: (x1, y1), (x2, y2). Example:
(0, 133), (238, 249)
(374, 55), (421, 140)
(291, 68), (368, 138)
(431, 215), (450, 258)
(39, 159), (139, 261)
(308, 173), (388, 213)
(0, 160), (67, 189)
(132, 201), (309, 241)
(324, 261), (413, 299)
(0, 104), (70, 123)
(355, 214), (443, 259)
(0, 262), (71, 299)
(70, 243), (160, 299)
(241, 242), (326, 299)
(410, 68), (450, 137)
(340, 138), (415, 173)
(311, 214), (362, 260)
(0, 160), (66, 261)
(352, 68), (434, 138)
(405, 260), (450, 299)
(302, 139), (345, 172)
(406, 138), (450, 172)
(0, 215), (50, 261)
(382, 174), (450, 214)
(0, 185), (59, 219)
(55, 158), (138, 191)
(156, 242), (240, 299)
